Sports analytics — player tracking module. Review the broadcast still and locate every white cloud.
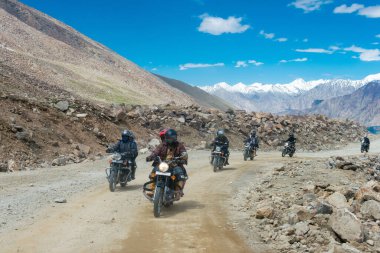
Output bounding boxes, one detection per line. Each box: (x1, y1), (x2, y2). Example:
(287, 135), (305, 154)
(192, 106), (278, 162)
(235, 60), (263, 67)
(248, 60), (264, 66)
(376, 34), (380, 38)
(260, 30), (275, 39)
(358, 6), (380, 18)
(334, 4), (364, 14)
(198, 14), (250, 35)
(280, 57), (308, 63)
(179, 62), (224, 70)
(296, 48), (333, 54)
(329, 46), (340, 51)
(344, 45), (380, 61)
(235, 61), (248, 68)
(289, 0), (333, 12)
(151, 68), (158, 71)
(373, 42), (380, 45)
(303, 38), (309, 42)
(277, 38), (288, 42)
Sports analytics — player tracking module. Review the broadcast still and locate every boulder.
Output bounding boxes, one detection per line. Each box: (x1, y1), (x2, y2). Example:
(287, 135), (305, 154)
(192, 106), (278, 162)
(333, 243), (362, 253)
(315, 201), (333, 214)
(256, 206), (275, 219)
(327, 192), (350, 210)
(52, 156), (68, 166)
(139, 148), (149, 154)
(148, 138), (161, 148)
(55, 101), (69, 112)
(15, 131), (30, 141)
(360, 200), (380, 220)
(76, 144), (91, 155)
(7, 159), (18, 172)
(329, 209), (364, 243)
(76, 113), (88, 118)
(355, 181), (380, 203)
(54, 198), (67, 203)
(294, 222), (310, 236)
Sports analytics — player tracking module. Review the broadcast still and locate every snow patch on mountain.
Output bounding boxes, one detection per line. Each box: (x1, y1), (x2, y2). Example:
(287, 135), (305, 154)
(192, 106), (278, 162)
(201, 73), (380, 95)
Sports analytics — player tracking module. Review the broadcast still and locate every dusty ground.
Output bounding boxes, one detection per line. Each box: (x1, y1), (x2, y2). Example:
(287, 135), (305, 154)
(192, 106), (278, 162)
(0, 140), (379, 253)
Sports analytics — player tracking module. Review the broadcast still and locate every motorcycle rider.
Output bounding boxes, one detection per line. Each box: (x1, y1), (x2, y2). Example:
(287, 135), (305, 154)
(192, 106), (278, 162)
(106, 130), (138, 179)
(245, 130), (259, 156)
(362, 134), (370, 150)
(211, 129), (230, 165)
(286, 133), (297, 150)
(146, 129), (188, 197)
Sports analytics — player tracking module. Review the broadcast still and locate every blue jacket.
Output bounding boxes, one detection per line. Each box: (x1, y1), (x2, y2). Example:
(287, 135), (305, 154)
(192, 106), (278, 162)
(108, 140), (138, 159)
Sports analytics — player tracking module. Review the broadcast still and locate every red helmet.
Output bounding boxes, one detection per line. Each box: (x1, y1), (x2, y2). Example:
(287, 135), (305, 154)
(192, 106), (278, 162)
(159, 128), (169, 140)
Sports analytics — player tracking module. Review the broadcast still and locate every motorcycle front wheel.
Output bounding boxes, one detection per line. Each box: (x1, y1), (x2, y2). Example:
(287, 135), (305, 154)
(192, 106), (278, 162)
(109, 170), (117, 192)
(153, 187), (163, 218)
(213, 157), (218, 172)
(282, 150), (286, 157)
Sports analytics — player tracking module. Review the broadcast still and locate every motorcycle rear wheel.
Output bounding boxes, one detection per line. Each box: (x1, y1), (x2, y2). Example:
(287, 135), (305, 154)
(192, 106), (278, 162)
(153, 187), (163, 218)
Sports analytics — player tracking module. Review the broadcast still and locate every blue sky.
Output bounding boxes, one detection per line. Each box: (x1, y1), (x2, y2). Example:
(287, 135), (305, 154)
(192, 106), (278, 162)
(21, 0), (380, 85)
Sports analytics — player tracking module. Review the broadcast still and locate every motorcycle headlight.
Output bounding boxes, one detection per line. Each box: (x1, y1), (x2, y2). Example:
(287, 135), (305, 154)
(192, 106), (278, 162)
(159, 162), (169, 172)
(112, 153), (122, 160)
(216, 146), (222, 152)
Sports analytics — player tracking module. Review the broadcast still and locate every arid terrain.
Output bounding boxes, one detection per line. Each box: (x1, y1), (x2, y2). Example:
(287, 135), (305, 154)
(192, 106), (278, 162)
(1, 138), (379, 253)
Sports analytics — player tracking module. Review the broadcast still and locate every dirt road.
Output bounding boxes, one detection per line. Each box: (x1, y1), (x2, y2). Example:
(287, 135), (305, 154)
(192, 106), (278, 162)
(1, 139), (379, 253)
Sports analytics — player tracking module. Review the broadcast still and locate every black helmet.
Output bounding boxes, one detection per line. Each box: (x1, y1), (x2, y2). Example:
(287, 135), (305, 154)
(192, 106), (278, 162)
(165, 129), (177, 145)
(250, 130), (256, 136)
(216, 129), (225, 137)
(289, 133), (294, 137)
(121, 130), (133, 142)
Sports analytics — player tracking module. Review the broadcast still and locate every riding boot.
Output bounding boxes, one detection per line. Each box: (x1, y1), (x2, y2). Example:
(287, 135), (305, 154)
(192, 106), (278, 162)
(131, 166), (136, 180)
(225, 157), (229, 165)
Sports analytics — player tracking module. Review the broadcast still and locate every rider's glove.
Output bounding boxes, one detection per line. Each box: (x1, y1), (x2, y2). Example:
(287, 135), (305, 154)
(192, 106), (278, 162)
(146, 156), (152, 162)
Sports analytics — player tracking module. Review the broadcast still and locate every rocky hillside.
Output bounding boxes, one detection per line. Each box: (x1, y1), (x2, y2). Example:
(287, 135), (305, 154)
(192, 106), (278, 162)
(233, 154), (380, 252)
(0, 0), (196, 105)
(0, 88), (366, 171)
(306, 81), (380, 126)
(155, 74), (235, 111)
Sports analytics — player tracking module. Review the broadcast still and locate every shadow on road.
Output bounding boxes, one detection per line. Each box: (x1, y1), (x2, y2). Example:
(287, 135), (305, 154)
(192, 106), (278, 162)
(219, 167), (237, 171)
(115, 183), (143, 192)
(161, 200), (205, 218)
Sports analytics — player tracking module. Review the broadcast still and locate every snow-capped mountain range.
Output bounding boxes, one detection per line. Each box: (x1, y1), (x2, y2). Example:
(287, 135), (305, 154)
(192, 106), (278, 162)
(201, 73), (380, 114)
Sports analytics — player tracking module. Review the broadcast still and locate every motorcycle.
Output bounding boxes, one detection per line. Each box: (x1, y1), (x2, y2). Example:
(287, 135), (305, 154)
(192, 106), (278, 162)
(211, 145), (227, 172)
(143, 157), (186, 218)
(361, 141), (369, 153)
(105, 152), (133, 192)
(243, 142), (255, 161)
(282, 142), (295, 157)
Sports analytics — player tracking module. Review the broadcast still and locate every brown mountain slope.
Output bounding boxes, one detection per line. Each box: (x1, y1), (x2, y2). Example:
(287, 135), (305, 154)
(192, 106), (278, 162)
(0, 0), (196, 105)
(306, 81), (380, 126)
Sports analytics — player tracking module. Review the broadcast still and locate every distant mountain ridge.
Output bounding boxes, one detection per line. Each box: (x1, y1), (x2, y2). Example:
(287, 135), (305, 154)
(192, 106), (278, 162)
(306, 81), (380, 126)
(201, 74), (380, 115)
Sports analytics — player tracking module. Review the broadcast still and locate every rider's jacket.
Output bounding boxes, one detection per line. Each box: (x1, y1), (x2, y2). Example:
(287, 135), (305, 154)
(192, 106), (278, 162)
(212, 136), (229, 148)
(363, 137), (370, 145)
(147, 142), (188, 168)
(245, 135), (259, 148)
(108, 140), (138, 159)
(286, 136), (297, 144)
